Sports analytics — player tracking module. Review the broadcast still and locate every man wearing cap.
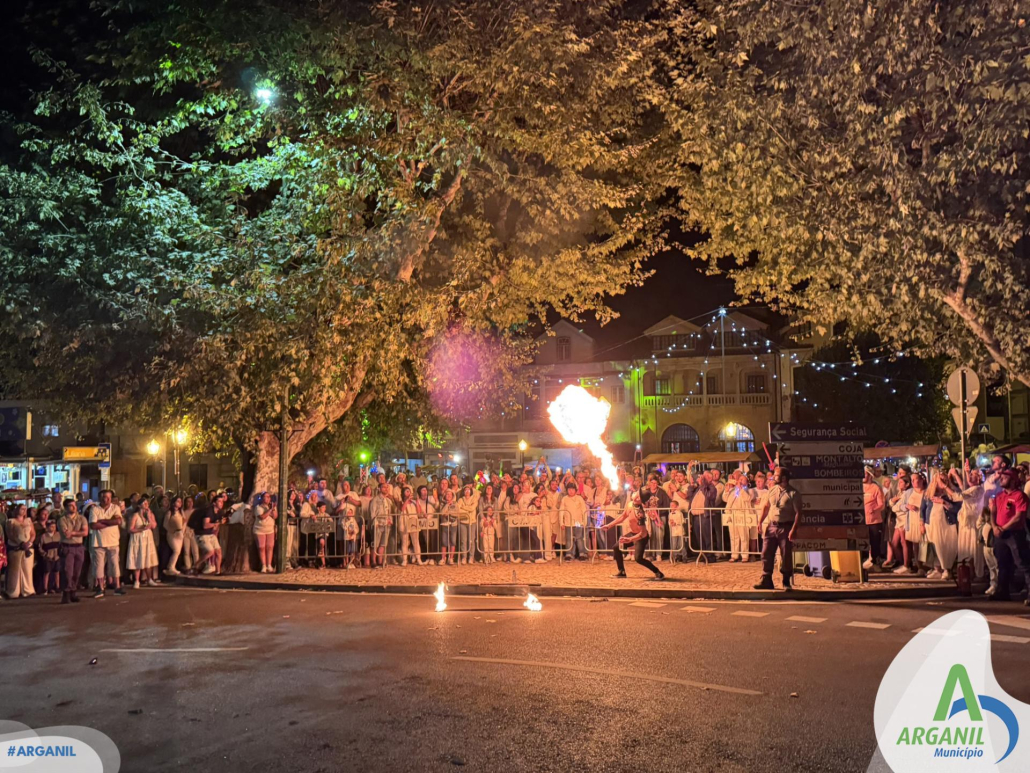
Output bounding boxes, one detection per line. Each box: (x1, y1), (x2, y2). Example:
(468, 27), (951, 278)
(754, 467), (802, 591)
(990, 468), (1030, 605)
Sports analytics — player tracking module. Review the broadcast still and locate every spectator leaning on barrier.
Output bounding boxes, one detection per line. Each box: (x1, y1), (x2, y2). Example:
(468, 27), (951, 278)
(754, 468), (802, 591)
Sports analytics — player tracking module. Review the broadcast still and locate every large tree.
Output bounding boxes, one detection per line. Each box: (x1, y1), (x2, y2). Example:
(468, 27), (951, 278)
(1, 0), (683, 493)
(671, 0), (1030, 387)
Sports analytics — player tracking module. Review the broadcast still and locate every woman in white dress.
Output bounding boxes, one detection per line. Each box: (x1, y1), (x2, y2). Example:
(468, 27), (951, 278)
(127, 498), (159, 588)
(4, 505), (35, 598)
(954, 468), (985, 578)
(163, 496), (186, 575)
(925, 472), (961, 580)
(888, 477), (915, 574)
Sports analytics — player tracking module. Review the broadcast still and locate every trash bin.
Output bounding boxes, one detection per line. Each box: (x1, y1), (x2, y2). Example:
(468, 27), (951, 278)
(831, 550), (863, 583)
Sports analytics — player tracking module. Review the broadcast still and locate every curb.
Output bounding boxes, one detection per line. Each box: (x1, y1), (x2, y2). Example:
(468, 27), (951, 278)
(173, 574), (961, 601)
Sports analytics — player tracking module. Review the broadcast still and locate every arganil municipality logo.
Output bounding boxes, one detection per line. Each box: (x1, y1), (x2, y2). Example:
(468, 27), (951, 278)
(893, 664), (1019, 763)
(874, 611), (1029, 772)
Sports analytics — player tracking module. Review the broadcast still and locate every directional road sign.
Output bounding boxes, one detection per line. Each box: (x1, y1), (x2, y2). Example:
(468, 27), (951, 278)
(769, 423), (868, 444)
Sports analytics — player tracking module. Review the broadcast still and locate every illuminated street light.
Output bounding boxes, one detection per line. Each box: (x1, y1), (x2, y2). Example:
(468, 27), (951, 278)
(174, 428), (188, 446)
(255, 87), (274, 104)
(724, 422), (738, 439)
(518, 440), (528, 452)
(146, 439), (161, 456)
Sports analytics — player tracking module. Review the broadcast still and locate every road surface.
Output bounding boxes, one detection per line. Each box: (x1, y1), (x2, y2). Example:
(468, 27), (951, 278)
(2, 588), (1028, 772)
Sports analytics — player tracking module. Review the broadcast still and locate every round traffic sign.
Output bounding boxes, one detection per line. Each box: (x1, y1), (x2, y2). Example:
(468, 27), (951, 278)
(946, 367), (980, 407)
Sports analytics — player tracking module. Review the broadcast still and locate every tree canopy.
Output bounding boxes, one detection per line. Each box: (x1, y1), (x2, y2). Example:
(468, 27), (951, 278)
(672, 0), (1030, 388)
(1, 0), (683, 491)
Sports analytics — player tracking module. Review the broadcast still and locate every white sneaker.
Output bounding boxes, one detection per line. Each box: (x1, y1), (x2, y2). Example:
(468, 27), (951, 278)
(447, 559), (454, 565)
(926, 570), (942, 580)
(147, 579), (158, 587)
(133, 581), (140, 589)
(166, 569), (180, 576)
(985, 584), (997, 597)
(201, 565), (216, 575)
(512, 557), (522, 564)
(346, 564), (355, 571)
(862, 558), (874, 569)
(941, 570), (952, 581)
(893, 564), (910, 575)
(534, 558), (546, 564)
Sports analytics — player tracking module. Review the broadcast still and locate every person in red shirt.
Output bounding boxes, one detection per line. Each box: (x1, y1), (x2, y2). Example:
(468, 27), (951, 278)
(990, 468), (1030, 605)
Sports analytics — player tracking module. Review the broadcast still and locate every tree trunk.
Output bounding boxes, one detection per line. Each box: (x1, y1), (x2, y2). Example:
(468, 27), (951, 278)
(239, 442), (257, 503)
(251, 374), (372, 495)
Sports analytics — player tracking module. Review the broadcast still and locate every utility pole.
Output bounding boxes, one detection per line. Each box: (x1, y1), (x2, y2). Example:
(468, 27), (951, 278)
(276, 385), (290, 573)
(719, 309), (727, 398)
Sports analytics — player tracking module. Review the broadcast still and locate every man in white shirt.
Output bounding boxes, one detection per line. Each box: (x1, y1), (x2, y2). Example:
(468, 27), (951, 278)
(724, 470), (755, 562)
(88, 489), (126, 598)
(561, 483), (589, 561)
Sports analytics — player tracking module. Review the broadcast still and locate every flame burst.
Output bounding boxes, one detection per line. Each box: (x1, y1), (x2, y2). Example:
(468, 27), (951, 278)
(523, 593), (543, 612)
(547, 385), (620, 490)
(434, 582), (447, 612)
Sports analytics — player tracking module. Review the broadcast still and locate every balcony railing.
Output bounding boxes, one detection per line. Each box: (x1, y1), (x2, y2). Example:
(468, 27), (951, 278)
(642, 393), (771, 408)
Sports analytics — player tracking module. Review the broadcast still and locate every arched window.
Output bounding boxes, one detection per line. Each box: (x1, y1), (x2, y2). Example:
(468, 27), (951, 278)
(718, 423), (755, 453)
(557, 336), (571, 361)
(661, 423), (700, 454)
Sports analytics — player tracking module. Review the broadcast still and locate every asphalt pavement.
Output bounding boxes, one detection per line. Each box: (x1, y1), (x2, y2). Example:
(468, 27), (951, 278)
(1, 589), (1028, 772)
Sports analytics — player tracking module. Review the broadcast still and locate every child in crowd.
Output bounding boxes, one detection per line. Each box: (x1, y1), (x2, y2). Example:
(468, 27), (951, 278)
(480, 506), (497, 563)
(342, 508), (361, 570)
(38, 519), (62, 595)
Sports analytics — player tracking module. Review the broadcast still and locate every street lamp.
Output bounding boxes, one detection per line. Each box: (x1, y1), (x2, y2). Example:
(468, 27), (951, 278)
(518, 439), (528, 470)
(171, 427), (188, 494)
(146, 439), (165, 490)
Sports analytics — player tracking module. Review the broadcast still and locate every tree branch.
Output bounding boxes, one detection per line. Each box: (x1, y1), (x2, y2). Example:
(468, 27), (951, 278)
(396, 168), (465, 282)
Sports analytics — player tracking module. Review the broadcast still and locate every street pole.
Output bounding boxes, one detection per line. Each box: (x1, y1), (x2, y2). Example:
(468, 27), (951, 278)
(959, 371), (968, 486)
(276, 386), (290, 573)
(719, 311), (727, 398)
(174, 445), (180, 495)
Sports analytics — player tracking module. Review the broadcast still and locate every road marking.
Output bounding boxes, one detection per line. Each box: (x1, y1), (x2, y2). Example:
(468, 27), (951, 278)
(846, 622), (891, 630)
(986, 615), (1030, 632)
(786, 616), (827, 624)
(99, 647), (250, 653)
(990, 634), (1030, 645)
(679, 606), (716, 613)
(732, 611), (770, 618)
(629, 602), (666, 609)
(451, 657), (762, 696)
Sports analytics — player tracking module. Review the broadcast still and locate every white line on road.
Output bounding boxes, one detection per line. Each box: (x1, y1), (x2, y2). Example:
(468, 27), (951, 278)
(629, 602), (666, 609)
(679, 606), (716, 613)
(99, 647), (250, 653)
(846, 622), (891, 630)
(732, 611), (770, 618)
(451, 657), (763, 696)
(990, 634), (1030, 645)
(986, 615), (1030, 632)
(786, 616), (827, 624)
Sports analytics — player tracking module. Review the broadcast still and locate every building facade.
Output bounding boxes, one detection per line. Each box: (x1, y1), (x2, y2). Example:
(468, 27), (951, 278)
(467, 312), (814, 471)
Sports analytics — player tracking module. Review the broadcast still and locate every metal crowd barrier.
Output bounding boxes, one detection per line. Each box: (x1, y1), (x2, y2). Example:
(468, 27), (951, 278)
(283, 502), (764, 568)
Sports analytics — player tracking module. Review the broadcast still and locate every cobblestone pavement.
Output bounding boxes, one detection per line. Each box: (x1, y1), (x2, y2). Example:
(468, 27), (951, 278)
(216, 555), (950, 593)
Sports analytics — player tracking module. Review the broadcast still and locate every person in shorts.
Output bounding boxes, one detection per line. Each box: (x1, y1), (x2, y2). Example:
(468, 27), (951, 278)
(88, 490), (126, 597)
(195, 493), (226, 575)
